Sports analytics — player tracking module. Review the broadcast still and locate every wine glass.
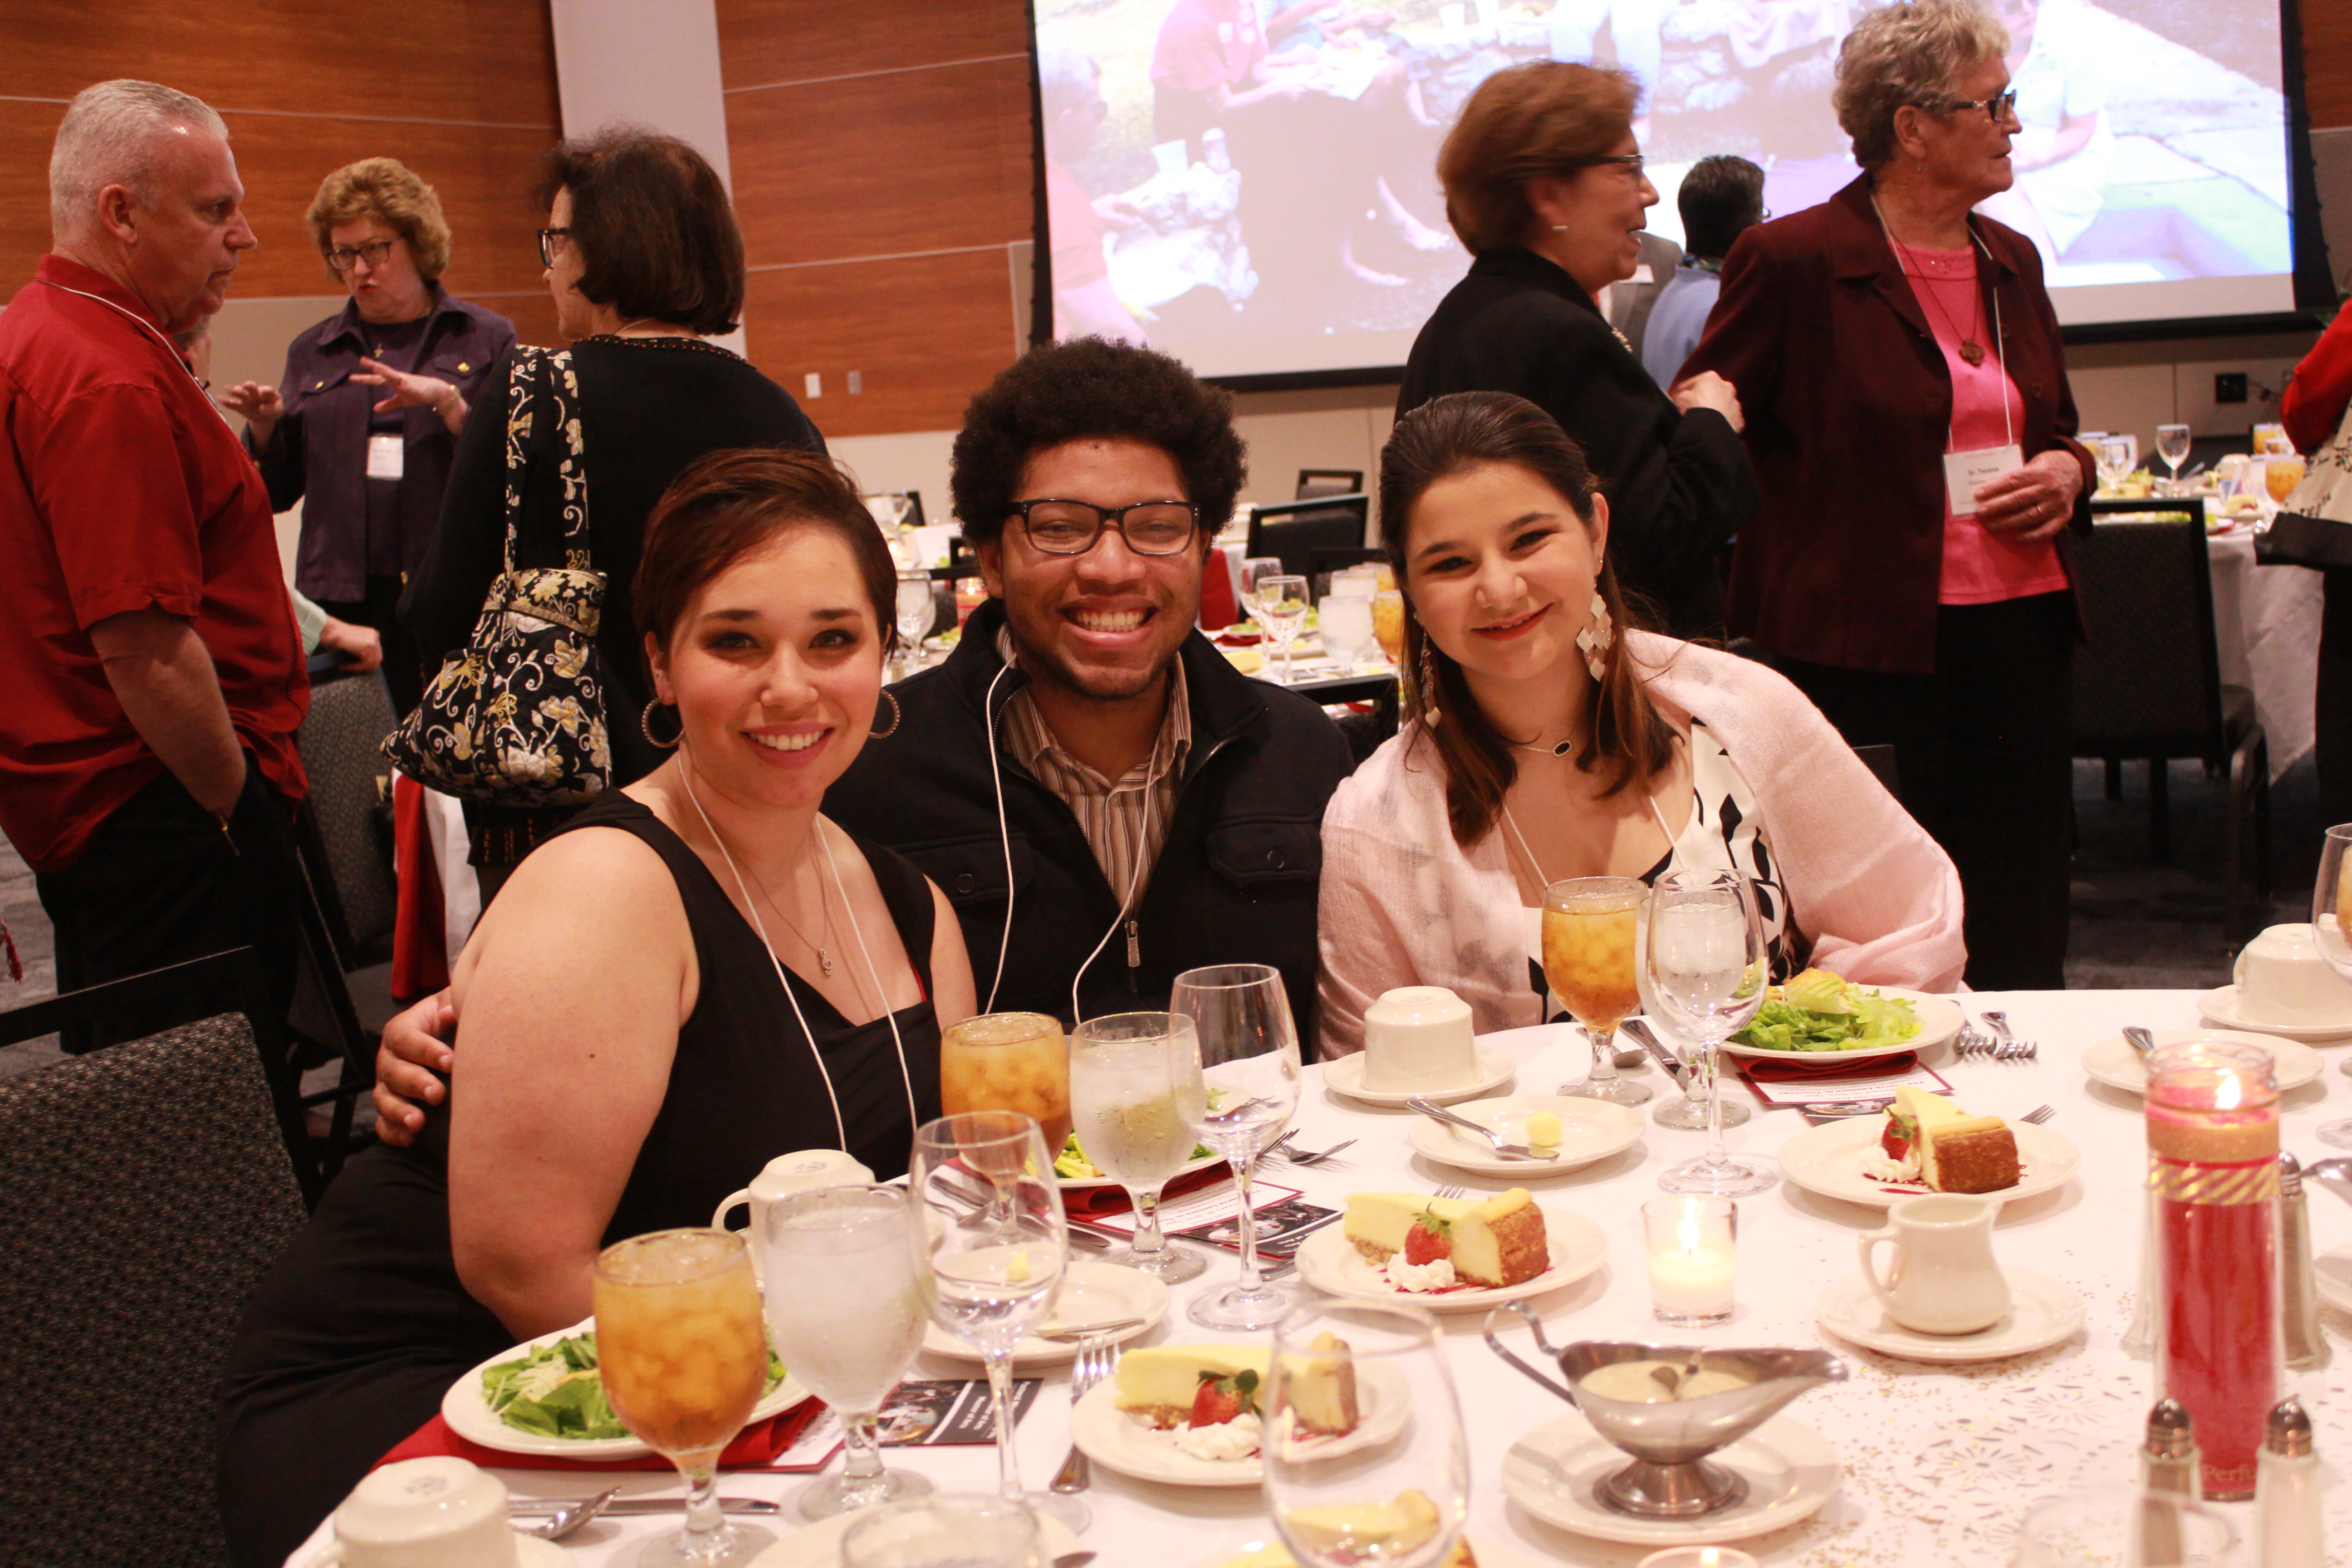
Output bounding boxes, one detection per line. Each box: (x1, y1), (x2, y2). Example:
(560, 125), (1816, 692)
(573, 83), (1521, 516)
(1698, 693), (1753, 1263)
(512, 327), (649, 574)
(1542, 877), (1653, 1106)
(1241, 554), (1285, 600)
(841, 1495), (1047, 1568)
(1263, 1300), (1467, 1568)
(1172, 963), (1304, 1330)
(1646, 869), (1776, 1196)
(895, 571), (936, 678)
(1319, 591), (1375, 671)
(2156, 423), (2193, 492)
(760, 1186), (933, 1519)
(1069, 1012), (1209, 1282)
(938, 1013), (1072, 1160)
(1256, 575), (1311, 682)
(2095, 434), (2137, 496)
(592, 1229), (778, 1566)
(2310, 824), (2352, 1149)
(907, 1111), (1086, 1530)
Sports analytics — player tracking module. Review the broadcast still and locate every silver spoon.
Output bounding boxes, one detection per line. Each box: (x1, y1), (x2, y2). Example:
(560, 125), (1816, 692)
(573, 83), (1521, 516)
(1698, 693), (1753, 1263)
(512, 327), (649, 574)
(1405, 1095), (1560, 1160)
(2123, 1026), (2159, 1055)
(2305, 1156), (2352, 1211)
(511, 1486), (620, 1540)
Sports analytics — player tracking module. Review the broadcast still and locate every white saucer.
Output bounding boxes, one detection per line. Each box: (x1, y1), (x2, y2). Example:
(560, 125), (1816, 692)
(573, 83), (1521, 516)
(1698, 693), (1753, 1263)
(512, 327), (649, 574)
(1068, 1358), (1410, 1486)
(1720, 987), (1966, 1066)
(2195, 985), (2352, 1043)
(748, 1503), (1080, 1568)
(1293, 1204), (1607, 1311)
(2082, 1027), (2325, 1094)
(513, 1537), (573, 1568)
(2317, 1245), (2352, 1316)
(920, 1259), (1168, 1367)
(1325, 1046), (1515, 1107)
(1777, 1117), (2080, 1210)
(1814, 1268), (2084, 1362)
(1501, 1410), (1840, 1545)
(1406, 1094), (1644, 1176)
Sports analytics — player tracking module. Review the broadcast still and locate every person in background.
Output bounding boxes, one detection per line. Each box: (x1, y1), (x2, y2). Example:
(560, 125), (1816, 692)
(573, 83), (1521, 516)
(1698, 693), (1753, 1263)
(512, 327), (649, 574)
(1605, 230), (1684, 366)
(1974, 0), (2109, 270)
(400, 127), (825, 903)
(219, 159), (513, 715)
(1149, 0), (1312, 156)
(1039, 39), (1150, 345)
(1642, 154), (1765, 390)
(0, 80), (309, 1045)
(1681, 0), (2092, 989)
(2280, 307), (2352, 830)
(1399, 62), (1755, 637)
(1319, 392), (1962, 1054)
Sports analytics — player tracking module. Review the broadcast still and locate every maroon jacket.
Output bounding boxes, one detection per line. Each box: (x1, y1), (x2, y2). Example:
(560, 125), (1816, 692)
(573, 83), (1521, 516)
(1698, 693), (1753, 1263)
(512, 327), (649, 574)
(1682, 175), (2094, 675)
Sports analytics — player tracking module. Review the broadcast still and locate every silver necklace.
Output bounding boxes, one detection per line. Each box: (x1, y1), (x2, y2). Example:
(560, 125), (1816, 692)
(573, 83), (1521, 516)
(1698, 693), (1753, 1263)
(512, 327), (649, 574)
(730, 845), (838, 978)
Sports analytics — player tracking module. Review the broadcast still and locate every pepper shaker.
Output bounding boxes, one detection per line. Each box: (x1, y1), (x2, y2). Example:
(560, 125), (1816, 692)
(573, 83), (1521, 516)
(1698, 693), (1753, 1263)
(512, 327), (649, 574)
(2136, 1398), (2199, 1568)
(2277, 1153), (2329, 1370)
(2255, 1398), (2323, 1568)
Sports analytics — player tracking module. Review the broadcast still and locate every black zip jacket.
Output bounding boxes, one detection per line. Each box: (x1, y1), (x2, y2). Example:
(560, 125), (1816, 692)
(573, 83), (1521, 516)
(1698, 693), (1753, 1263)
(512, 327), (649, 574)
(825, 599), (1356, 1044)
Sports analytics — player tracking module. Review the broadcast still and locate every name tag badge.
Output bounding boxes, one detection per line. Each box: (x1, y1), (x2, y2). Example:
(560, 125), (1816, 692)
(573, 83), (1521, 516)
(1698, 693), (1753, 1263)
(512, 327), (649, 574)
(367, 433), (405, 481)
(1944, 443), (2022, 516)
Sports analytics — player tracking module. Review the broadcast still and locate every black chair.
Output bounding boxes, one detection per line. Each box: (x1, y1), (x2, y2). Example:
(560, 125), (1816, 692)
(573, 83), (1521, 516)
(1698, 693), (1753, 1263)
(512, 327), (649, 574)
(2071, 500), (2270, 932)
(1245, 494), (1372, 583)
(295, 666), (398, 969)
(1296, 468), (1364, 500)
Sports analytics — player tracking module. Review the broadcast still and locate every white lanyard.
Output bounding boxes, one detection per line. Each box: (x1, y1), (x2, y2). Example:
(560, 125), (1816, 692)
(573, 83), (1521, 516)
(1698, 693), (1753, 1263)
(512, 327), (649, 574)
(1866, 201), (2014, 453)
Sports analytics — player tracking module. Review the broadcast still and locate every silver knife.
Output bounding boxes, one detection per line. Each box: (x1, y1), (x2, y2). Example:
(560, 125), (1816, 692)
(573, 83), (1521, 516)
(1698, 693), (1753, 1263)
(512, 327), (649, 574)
(508, 1497), (781, 1516)
(1620, 1018), (1683, 1084)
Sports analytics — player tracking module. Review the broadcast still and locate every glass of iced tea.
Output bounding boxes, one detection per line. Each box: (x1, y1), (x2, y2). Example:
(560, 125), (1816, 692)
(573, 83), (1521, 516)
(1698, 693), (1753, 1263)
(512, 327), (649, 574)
(1541, 876), (1652, 1106)
(1370, 589), (1406, 666)
(2265, 453), (2306, 505)
(939, 1012), (1071, 1160)
(593, 1228), (776, 1566)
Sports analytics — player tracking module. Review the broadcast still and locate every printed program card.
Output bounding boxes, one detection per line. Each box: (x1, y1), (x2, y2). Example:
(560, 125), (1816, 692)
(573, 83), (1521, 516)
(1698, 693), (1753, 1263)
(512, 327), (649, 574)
(1734, 1055), (1955, 1109)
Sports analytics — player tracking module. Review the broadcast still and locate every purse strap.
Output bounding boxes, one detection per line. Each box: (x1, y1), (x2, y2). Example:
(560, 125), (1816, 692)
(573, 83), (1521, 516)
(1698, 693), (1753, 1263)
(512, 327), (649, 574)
(498, 345), (593, 575)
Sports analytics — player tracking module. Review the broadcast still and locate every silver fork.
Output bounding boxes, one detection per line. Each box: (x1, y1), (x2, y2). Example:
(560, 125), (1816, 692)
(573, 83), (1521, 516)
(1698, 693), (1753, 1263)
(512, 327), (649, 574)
(1981, 1010), (2038, 1060)
(1406, 1095), (1558, 1161)
(2019, 1103), (2056, 1125)
(1435, 1183), (1467, 1201)
(1051, 1337), (1117, 1494)
(1277, 1134), (1358, 1166)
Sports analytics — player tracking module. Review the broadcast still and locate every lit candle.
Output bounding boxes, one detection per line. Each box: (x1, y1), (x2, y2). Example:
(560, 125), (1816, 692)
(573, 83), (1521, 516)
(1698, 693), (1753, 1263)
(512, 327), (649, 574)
(1642, 1196), (1736, 1325)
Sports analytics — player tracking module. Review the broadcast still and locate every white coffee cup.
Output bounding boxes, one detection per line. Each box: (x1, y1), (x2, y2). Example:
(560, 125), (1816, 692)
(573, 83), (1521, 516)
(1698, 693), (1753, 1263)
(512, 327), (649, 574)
(1362, 985), (1477, 1092)
(2232, 922), (2352, 1026)
(1858, 1193), (2012, 1336)
(314, 1457), (514, 1568)
(713, 1149), (875, 1279)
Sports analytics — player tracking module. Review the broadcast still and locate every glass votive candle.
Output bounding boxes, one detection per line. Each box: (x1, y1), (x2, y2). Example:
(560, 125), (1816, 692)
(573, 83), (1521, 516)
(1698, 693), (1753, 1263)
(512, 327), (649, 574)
(1637, 1550), (1760, 1568)
(1642, 1195), (1736, 1325)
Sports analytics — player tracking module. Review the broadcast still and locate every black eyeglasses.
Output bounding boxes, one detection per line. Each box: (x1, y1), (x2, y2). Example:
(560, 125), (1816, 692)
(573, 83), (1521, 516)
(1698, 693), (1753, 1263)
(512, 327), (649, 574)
(1938, 88), (2020, 121)
(537, 227), (572, 268)
(1009, 499), (1200, 556)
(1575, 152), (1646, 178)
(326, 239), (395, 272)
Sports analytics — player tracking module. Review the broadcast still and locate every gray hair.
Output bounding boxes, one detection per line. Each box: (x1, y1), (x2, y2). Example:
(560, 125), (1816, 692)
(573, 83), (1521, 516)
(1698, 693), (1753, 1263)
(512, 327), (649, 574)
(1036, 39), (1100, 119)
(49, 79), (229, 236)
(1833, 1), (2009, 169)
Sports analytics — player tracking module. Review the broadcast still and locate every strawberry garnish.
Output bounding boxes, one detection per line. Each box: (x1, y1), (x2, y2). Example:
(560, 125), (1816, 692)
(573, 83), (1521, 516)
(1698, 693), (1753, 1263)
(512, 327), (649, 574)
(1402, 1208), (1452, 1266)
(1187, 1367), (1261, 1428)
(1880, 1110), (1916, 1161)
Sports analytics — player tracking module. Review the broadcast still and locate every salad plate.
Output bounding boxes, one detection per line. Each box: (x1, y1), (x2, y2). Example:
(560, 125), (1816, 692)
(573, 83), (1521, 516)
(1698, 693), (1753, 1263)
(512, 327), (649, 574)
(1054, 1147), (1224, 1193)
(1777, 1117), (2079, 1210)
(443, 1319), (809, 1461)
(1406, 1094), (1644, 1176)
(920, 1259), (1168, 1366)
(1293, 1204), (1606, 1311)
(2082, 1027), (2323, 1095)
(1501, 1411), (1839, 1544)
(1720, 985), (1964, 1067)
(1068, 1358), (1409, 1486)
(749, 1504), (1079, 1568)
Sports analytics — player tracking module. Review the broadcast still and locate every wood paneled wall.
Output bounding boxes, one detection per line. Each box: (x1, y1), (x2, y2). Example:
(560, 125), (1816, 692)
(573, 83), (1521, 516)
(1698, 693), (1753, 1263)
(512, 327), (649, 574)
(2308, 0), (2352, 129)
(717, 0), (1035, 437)
(0, 0), (564, 346)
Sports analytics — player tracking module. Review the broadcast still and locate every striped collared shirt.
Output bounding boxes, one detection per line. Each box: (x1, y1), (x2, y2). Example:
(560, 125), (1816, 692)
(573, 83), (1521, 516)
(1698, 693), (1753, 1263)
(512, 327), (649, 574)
(996, 630), (1192, 913)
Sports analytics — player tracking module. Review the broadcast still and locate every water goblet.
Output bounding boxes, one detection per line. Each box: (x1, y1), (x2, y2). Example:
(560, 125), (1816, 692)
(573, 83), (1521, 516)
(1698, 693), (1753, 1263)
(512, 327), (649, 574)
(895, 571), (936, 678)
(1256, 575), (1311, 681)
(1173, 963), (1304, 1330)
(2156, 422), (2192, 491)
(1069, 1011), (1208, 1282)
(1647, 869), (1776, 1197)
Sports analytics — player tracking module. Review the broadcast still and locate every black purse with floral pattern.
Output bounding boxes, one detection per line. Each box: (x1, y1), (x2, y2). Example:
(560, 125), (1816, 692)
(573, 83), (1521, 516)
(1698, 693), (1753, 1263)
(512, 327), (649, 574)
(383, 347), (612, 804)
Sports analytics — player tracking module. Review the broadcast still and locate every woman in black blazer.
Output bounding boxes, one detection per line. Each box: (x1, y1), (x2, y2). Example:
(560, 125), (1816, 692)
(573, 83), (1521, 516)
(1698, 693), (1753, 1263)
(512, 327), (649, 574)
(1397, 62), (1754, 636)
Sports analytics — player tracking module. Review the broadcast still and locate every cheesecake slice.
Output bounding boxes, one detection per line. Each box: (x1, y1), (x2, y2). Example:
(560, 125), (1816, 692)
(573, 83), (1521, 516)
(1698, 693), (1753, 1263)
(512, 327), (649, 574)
(1114, 1346), (1268, 1428)
(1343, 1188), (1549, 1288)
(1884, 1087), (2019, 1193)
(1277, 1331), (1361, 1437)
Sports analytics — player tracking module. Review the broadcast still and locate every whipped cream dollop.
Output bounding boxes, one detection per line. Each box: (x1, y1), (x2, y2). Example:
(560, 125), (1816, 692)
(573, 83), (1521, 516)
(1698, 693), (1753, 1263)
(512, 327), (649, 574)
(1862, 1146), (1921, 1182)
(1384, 1256), (1458, 1293)
(1172, 1411), (1262, 1461)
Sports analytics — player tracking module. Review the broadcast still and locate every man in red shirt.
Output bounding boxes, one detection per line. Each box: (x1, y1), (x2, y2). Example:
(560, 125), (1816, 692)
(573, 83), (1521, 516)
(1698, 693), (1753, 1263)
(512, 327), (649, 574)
(0, 79), (309, 1044)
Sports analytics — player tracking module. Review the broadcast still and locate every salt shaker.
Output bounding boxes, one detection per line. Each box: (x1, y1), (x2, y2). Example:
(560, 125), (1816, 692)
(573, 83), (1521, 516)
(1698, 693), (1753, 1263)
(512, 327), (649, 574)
(2254, 1398), (2322, 1568)
(2136, 1400), (2200, 1568)
(2277, 1153), (2329, 1370)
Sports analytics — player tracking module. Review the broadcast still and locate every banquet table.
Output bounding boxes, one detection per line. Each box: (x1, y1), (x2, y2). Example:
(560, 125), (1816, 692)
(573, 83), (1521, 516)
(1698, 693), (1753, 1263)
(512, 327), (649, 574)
(2205, 529), (2323, 780)
(287, 989), (2352, 1568)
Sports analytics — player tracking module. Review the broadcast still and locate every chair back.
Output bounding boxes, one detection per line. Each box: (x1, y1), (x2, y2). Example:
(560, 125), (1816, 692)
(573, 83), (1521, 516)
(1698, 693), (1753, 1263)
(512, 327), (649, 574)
(294, 667), (398, 966)
(2070, 504), (2227, 762)
(0, 1014), (306, 1566)
(1245, 494), (1371, 583)
(1296, 468), (1364, 500)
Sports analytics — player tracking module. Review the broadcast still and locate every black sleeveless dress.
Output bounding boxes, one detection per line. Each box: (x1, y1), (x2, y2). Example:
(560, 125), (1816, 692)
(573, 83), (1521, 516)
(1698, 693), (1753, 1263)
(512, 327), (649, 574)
(217, 795), (943, 1568)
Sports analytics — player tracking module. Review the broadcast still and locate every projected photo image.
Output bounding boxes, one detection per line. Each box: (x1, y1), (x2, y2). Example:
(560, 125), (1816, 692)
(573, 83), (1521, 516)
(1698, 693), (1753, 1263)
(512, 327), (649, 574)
(1038, 0), (2295, 379)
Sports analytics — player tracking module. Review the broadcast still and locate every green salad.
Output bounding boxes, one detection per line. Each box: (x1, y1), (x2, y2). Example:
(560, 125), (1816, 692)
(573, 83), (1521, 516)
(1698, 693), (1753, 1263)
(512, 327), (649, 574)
(1053, 1129), (1214, 1180)
(1729, 968), (1920, 1054)
(482, 1331), (787, 1441)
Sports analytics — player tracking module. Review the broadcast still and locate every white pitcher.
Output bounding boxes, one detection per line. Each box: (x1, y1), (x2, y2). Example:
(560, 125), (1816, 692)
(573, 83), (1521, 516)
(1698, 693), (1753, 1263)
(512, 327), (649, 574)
(1858, 1192), (2012, 1335)
(712, 1149), (873, 1279)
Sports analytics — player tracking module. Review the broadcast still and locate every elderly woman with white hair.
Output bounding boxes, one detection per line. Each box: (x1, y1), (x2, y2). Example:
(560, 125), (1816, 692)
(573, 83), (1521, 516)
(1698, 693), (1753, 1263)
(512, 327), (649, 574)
(1681, 0), (2095, 989)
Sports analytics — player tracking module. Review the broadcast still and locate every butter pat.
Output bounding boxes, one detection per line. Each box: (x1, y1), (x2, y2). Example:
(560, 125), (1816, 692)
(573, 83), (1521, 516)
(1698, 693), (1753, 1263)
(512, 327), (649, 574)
(1524, 1111), (1562, 1149)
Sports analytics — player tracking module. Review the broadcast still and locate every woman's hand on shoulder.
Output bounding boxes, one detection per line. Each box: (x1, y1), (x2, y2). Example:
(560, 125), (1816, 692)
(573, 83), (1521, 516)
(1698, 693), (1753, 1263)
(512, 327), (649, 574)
(372, 989), (456, 1147)
(1669, 370), (1744, 434)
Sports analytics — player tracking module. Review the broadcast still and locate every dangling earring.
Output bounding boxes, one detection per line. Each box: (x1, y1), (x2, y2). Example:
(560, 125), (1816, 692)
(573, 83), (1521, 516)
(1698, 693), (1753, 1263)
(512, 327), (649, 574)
(1418, 641), (1443, 728)
(641, 698), (683, 748)
(1576, 583), (1615, 684)
(869, 689), (902, 740)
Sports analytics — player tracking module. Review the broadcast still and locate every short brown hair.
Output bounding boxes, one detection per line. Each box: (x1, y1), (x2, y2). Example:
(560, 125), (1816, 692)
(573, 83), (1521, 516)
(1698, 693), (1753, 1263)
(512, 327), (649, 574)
(635, 449), (900, 668)
(307, 157), (452, 282)
(1379, 391), (1676, 848)
(536, 128), (744, 336)
(1834, 1), (2010, 169)
(1438, 63), (1639, 256)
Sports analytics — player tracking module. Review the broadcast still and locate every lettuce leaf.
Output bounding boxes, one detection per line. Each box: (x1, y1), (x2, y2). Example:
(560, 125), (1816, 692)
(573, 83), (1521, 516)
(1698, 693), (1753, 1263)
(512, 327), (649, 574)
(1729, 972), (1920, 1053)
(482, 1332), (789, 1441)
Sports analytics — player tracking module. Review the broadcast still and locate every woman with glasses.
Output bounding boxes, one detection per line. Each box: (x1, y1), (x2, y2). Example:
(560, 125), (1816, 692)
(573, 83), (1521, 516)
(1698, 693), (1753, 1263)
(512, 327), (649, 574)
(400, 128), (825, 902)
(1397, 62), (1756, 639)
(220, 159), (513, 712)
(1680, 0), (2094, 989)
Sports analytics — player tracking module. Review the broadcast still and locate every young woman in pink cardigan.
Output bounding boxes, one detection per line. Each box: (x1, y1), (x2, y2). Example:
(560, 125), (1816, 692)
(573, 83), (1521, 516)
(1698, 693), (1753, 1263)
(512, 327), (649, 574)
(1317, 392), (1965, 1058)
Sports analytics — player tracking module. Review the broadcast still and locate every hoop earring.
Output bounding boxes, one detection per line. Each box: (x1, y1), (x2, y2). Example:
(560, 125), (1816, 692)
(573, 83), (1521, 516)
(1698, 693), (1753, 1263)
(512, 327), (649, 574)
(1418, 641), (1443, 729)
(641, 698), (683, 749)
(869, 688), (902, 740)
(1576, 588), (1615, 684)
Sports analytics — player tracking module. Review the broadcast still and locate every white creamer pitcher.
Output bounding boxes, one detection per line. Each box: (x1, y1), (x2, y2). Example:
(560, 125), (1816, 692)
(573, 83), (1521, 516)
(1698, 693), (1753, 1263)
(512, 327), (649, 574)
(1858, 1192), (2012, 1335)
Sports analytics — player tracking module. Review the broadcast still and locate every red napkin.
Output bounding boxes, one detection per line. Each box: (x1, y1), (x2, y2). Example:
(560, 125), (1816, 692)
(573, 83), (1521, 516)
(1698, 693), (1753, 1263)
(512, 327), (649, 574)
(375, 1397), (829, 1474)
(1061, 1161), (1230, 1219)
(1736, 1051), (1920, 1081)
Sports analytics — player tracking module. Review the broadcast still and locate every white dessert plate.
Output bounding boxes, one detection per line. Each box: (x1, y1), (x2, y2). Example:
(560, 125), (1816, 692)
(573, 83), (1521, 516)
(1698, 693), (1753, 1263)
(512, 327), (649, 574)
(2317, 1245), (2352, 1317)
(1406, 1095), (1644, 1176)
(921, 1259), (1168, 1366)
(1056, 1150), (1225, 1193)
(748, 1503), (1080, 1568)
(1813, 1268), (2084, 1362)
(1293, 1203), (1607, 1311)
(512, 1538), (573, 1568)
(444, 1318), (809, 1461)
(2082, 1027), (2324, 1095)
(1325, 1046), (1515, 1107)
(1069, 1359), (1409, 1486)
(1718, 987), (1965, 1067)
(1776, 1117), (2080, 1211)
(1501, 1410), (1840, 1545)
(2195, 985), (2352, 1043)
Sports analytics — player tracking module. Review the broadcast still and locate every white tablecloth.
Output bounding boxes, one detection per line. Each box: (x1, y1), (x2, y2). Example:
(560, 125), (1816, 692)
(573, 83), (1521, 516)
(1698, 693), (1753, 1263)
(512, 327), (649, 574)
(287, 989), (2352, 1567)
(2207, 531), (2323, 779)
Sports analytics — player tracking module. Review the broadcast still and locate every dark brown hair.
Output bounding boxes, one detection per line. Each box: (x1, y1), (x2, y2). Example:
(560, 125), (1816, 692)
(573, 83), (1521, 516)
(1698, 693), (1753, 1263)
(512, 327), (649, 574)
(1437, 62), (1639, 255)
(1378, 391), (1676, 848)
(536, 127), (744, 335)
(635, 448), (900, 666)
